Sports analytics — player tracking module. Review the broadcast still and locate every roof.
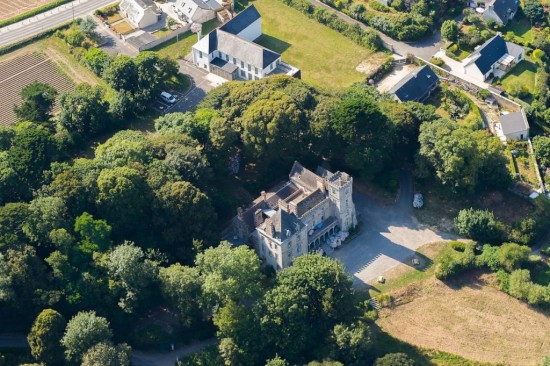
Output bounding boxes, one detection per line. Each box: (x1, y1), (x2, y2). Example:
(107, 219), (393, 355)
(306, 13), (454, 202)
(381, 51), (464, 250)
(176, 0), (221, 11)
(220, 5), (261, 35)
(489, 0), (519, 23)
(211, 57), (239, 73)
(262, 209), (305, 241)
(466, 35), (508, 75)
(124, 0), (158, 10)
(289, 161), (324, 191)
(500, 110), (529, 135)
(388, 65), (439, 102)
(214, 29), (280, 69)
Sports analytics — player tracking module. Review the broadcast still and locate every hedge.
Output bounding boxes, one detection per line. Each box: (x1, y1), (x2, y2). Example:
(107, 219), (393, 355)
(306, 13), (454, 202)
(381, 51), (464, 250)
(0, 21), (74, 57)
(0, 0), (74, 28)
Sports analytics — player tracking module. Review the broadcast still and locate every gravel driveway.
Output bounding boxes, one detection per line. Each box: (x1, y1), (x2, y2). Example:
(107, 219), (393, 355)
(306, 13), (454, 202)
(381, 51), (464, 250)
(329, 171), (457, 287)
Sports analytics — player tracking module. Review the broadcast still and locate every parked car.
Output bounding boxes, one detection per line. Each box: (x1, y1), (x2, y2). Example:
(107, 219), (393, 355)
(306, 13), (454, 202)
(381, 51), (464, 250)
(160, 91), (176, 104)
(413, 193), (424, 209)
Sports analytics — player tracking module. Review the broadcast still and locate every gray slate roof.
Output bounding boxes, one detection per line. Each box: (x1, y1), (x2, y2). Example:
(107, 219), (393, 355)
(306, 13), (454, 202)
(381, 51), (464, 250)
(220, 5), (261, 35)
(500, 110), (529, 135)
(264, 209), (305, 241)
(213, 29), (280, 69)
(388, 65), (439, 102)
(490, 0), (519, 23)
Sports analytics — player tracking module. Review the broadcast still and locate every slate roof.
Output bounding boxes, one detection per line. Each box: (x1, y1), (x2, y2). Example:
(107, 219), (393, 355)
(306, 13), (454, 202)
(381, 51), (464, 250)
(263, 209), (305, 241)
(211, 57), (239, 73)
(466, 35), (508, 75)
(195, 0), (222, 10)
(214, 30), (280, 68)
(490, 0), (519, 23)
(289, 161), (324, 191)
(500, 110), (529, 135)
(220, 5), (261, 35)
(388, 65), (439, 102)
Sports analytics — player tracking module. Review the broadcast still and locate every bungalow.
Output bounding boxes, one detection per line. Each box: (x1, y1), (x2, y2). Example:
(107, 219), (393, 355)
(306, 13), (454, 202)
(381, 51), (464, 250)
(174, 0), (224, 24)
(462, 34), (524, 82)
(499, 110), (530, 141)
(191, 5), (300, 81)
(482, 0), (519, 25)
(119, 0), (161, 29)
(388, 65), (439, 103)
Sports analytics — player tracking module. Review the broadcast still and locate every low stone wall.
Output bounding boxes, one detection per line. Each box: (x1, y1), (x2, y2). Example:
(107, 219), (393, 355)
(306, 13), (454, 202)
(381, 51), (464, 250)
(139, 25), (191, 51)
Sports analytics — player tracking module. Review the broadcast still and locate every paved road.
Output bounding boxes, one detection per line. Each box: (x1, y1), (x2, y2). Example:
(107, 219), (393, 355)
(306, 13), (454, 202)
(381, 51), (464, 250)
(329, 171), (458, 287)
(132, 338), (217, 366)
(0, 0), (117, 48)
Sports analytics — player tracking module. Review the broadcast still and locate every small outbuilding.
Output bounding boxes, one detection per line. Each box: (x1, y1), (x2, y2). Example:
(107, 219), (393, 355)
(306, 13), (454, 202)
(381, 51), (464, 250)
(499, 109), (529, 141)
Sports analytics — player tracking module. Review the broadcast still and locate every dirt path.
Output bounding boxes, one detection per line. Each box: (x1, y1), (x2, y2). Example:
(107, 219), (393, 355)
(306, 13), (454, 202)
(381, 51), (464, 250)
(377, 272), (550, 366)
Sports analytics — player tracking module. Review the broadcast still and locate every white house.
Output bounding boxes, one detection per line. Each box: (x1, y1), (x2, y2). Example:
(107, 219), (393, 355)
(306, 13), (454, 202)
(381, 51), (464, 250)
(119, 0), (161, 28)
(498, 110), (530, 141)
(462, 34), (524, 81)
(232, 162), (357, 270)
(174, 0), (223, 24)
(480, 0), (519, 25)
(191, 5), (300, 81)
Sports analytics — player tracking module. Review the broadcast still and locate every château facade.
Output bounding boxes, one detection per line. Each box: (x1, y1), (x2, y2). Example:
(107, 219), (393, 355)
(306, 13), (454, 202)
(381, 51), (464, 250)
(233, 161), (357, 270)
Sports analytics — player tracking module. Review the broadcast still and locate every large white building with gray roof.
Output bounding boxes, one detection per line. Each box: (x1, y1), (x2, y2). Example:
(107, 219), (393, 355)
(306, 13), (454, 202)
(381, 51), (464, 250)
(232, 162), (357, 270)
(192, 5), (300, 81)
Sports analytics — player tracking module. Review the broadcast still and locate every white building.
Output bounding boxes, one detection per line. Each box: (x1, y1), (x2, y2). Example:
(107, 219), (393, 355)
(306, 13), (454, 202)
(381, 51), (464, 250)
(191, 5), (300, 81)
(497, 110), (530, 142)
(175, 0), (223, 24)
(462, 34), (524, 81)
(470, 0), (519, 25)
(233, 162), (357, 270)
(119, 0), (161, 28)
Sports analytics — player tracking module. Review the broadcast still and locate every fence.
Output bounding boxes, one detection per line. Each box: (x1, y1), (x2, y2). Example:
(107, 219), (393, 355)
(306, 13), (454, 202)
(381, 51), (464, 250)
(124, 24), (191, 52)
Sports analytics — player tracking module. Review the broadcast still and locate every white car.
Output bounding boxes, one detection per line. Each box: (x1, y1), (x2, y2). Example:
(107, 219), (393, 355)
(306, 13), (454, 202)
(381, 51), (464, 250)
(160, 91), (176, 104)
(413, 193), (424, 209)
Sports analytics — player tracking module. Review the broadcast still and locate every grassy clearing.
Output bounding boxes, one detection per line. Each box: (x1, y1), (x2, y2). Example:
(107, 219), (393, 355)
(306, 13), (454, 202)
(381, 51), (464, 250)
(151, 19), (218, 59)
(106, 13), (123, 24)
(373, 242), (550, 365)
(112, 20), (134, 35)
(246, 0), (386, 90)
(499, 60), (538, 99)
(507, 141), (540, 187)
(505, 15), (535, 44)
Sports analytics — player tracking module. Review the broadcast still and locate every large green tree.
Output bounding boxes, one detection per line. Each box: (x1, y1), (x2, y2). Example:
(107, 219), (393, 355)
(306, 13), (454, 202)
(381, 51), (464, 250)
(81, 342), (131, 366)
(103, 55), (139, 93)
(441, 20), (459, 41)
(454, 208), (505, 244)
(61, 311), (113, 364)
(523, 0), (546, 24)
(13, 82), (58, 123)
(532, 135), (550, 167)
(159, 264), (203, 327)
(27, 309), (67, 365)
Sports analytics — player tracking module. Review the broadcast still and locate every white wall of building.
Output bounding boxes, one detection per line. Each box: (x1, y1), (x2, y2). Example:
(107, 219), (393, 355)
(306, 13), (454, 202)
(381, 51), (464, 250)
(505, 129), (529, 141)
(236, 18), (261, 41)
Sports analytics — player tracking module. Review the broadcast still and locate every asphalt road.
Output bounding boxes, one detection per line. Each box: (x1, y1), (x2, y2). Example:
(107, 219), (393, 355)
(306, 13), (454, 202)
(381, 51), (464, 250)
(329, 171), (458, 287)
(0, 0), (117, 48)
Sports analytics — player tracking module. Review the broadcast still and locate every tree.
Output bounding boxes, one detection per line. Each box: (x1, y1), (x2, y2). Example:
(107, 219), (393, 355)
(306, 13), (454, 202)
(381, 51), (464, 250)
(83, 48), (111, 76)
(532, 135), (550, 168)
(0, 202), (29, 249)
(159, 264), (203, 327)
(28, 309), (66, 365)
(107, 242), (158, 313)
(153, 181), (217, 261)
(523, 0), (545, 24)
(196, 242), (262, 308)
(374, 353), (414, 366)
(103, 55), (139, 93)
(13, 82), (58, 123)
(94, 130), (154, 167)
(79, 16), (98, 36)
(61, 311), (113, 364)
(441, 20), (459, 42)
(498, 242), (530, 272)
(330, 322), (372, 365)
(74, 212), (112, 254)
(507, 269), (532, 300)
(331, 89), (395, 177)
(81, 343), (131, 366)
(58, 83), (110, 141)
(265, 356), (290, 366)
(454, 209), (505, 244)
(22, 196), (68, 245)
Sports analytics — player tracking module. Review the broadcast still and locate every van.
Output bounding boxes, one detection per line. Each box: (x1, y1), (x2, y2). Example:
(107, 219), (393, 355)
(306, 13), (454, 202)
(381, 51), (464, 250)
(160, 91), (176, 104)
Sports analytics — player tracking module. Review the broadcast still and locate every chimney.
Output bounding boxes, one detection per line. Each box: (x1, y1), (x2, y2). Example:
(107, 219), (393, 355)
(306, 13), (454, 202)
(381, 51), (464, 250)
(254, 209), (264, 227)
(261, 191), (267, 201)
(237, 207), (243, 219)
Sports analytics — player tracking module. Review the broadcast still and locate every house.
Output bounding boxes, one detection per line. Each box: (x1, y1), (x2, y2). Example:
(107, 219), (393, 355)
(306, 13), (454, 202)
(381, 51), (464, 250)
(174, 0), (224, 24)
(119, 0), (161, 28)
(388, 65), (439, 103)
(191, 5), (300, 81)
(232, 162), (357, 270)
(462, 34), (524, 81)
(481, 0), (519, 25)
(499, 110), (530, 141)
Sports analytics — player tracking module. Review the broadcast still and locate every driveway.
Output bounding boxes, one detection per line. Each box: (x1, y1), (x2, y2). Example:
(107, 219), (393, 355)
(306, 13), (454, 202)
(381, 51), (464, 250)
(132, 338), (216, 366)
(329, 171), (458, 286)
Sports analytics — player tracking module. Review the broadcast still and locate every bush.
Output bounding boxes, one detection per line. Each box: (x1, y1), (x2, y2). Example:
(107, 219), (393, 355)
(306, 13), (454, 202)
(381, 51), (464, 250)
(430, 57), (445, 67)
(454, 208), (505, 245)
(369, 1), (390, 12)
(375, 353), (414, 366)
(435, 242), (476, 280)
(498, 242), (530, 272)
(450, 241), (466, 252)
(375, 293), (392, 308)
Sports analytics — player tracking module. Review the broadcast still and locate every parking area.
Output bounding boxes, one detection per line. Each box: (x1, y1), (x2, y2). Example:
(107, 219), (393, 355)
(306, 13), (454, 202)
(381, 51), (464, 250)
(151, 91), (186, 113)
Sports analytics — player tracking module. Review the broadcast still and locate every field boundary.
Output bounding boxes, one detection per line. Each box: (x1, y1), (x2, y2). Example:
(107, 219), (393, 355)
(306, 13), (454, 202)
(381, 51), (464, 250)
(0, 0), (73, 28)
(0, 21), (72, 57)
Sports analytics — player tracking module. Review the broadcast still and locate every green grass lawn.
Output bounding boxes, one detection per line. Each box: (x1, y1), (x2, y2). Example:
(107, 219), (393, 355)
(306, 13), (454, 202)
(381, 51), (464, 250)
(247, 0), (386, 90)
(499, 60), (538, 99)
(505, 15), (534, 44)
(151, 19), (219, 59)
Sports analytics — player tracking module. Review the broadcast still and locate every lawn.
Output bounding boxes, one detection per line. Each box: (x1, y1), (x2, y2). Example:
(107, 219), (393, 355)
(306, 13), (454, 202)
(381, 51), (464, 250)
(106, 13), (123, 24)
(505, 14), (535, 44)
(499, 60), (538, 100)
(151, 19), (219, 59)
(373, 243), (550, 366)
(247, 0), (386, 90)
(112, 20), (134, 35)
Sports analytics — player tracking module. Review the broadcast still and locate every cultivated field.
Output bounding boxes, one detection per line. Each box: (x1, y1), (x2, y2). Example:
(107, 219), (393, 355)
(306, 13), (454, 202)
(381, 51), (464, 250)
(374, 245), (550, 366)
(0, 53), (73, 126)
(0, 0), (52, 21)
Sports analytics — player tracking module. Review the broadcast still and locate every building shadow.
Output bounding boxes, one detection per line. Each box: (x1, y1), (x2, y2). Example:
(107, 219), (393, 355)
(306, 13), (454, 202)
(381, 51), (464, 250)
(254, 34), (291, 54)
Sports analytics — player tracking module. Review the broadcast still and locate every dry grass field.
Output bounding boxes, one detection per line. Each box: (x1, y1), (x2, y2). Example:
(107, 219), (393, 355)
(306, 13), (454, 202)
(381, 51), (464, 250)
(0, 0), (52, 21)
(0, 38), (102, 127)
(374, 244), (550, 366)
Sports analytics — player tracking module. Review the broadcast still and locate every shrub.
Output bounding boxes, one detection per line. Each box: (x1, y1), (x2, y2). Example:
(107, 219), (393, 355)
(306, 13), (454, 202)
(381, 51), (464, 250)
(435, 242), (476, 280)
(375, 293), (392, 308)
(454, 208), (505, 245)
(476, 244), (501, 271)
(369, 1), (390, 12)
(498, 242), (530, 272)
(430, 57), (445, 67)
(375, 353), (414, 366)
(450, 241), (466, 252)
